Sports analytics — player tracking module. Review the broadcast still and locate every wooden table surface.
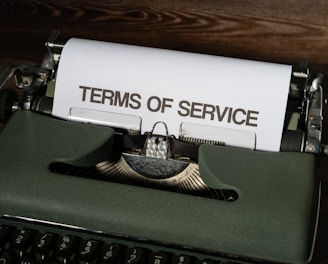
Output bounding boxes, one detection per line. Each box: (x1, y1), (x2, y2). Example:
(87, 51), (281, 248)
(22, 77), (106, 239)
(1, 0), (328, 263)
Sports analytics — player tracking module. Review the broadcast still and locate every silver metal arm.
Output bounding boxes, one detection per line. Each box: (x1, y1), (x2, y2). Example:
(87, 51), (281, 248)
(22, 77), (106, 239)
(0, 65), (50, 91)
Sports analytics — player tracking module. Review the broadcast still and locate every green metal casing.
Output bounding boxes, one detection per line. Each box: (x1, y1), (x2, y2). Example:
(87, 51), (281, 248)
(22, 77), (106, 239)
(0, 111), (320, 263)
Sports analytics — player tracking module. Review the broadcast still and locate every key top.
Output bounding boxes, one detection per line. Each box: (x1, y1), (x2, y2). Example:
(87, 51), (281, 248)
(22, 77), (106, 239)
(0, 226), (10, 250)
(11, 228), (33, 251)
(55, 235), (77, 261)
(78, 239), (99, 262)
(124, 248), (147, 264)
(171, 254), (194, 264)
(33, 232), (56, 262)
(33, 233), (54, 254)
(0, 253), (14, 264)
(148, 252), (170, 264)
(100, 243), (124, 263)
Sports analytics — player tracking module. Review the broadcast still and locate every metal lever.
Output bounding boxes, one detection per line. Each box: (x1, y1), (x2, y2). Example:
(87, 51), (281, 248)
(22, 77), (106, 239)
(0, 65), (50, 91)
(305, 74), (324, 154)
(42, 29), (65, 74)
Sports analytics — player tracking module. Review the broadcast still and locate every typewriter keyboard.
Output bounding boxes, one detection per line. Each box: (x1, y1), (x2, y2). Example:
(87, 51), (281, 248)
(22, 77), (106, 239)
(0, 216), (247, 264)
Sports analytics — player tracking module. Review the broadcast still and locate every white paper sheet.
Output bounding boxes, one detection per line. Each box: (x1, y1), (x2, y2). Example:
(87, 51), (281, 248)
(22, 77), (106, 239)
(53, 38), (291, 151)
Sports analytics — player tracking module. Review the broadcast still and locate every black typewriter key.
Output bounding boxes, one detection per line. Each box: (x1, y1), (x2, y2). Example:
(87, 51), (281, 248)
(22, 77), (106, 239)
(0, 253), (14, 264)
(0, 226), (10, 250)
(148, 252), (170, 264)
(78, 239), (99, 263)
(123, 247), (148, 264)
(100, 243), (124, 263)
(33, 232), (55, 261)
(171, 254), (194, 264)
(55, 235), (78, 262)
(0, 226), (10, 240)
(11, 228), (33, 251)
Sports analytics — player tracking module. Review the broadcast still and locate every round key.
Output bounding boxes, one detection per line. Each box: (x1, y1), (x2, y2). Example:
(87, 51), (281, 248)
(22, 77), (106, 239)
(55, 235), (77, 260)
(78, 239), (99, 262)
(171, 255), (194, 264)
(0, 253), (14, 264)
(33, 233), (54, 255)
(11, 228), (33, 251)
(100, 243), (124, 263)
(0, 226), (11, 250)
(148, 252), (170, 264)
(124, 248), (147, 264)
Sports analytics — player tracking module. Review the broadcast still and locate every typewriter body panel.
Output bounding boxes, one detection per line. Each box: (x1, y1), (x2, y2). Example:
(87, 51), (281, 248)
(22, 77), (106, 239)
(0, 32), (323, 263)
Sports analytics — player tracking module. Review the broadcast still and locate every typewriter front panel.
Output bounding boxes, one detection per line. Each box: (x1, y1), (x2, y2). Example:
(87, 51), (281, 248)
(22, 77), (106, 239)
(0, 110), (320, 264)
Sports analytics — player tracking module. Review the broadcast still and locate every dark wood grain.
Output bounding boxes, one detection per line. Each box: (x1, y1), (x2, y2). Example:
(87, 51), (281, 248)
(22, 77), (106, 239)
(1, 0), (328, 71)
(1, 0), (328, 262)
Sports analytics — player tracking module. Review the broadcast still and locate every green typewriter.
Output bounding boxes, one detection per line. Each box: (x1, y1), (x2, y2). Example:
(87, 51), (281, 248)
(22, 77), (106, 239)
(0, 31), (325, 264)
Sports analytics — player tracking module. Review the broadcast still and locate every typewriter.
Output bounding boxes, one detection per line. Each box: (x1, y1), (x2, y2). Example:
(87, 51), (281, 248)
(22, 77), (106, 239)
(0, 30), (325, 264)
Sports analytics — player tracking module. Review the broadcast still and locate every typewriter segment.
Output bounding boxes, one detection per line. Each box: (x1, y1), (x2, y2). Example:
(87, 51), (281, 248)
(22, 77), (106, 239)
(0, 31), (324, 264)
(0, 216), (247, 264)
(0, 33), (324, 199)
